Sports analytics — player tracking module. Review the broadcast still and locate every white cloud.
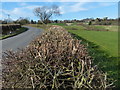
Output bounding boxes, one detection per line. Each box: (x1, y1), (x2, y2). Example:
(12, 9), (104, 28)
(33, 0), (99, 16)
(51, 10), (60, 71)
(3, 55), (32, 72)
(0, 9), (8, 19)
(70, 2), (87, 12)
(12, 8), (21, 14)
(59, 6), (65, 14)
(57, 2), (117, 15)
(0, 5), (40, 20)
(59, 2), (88, 14)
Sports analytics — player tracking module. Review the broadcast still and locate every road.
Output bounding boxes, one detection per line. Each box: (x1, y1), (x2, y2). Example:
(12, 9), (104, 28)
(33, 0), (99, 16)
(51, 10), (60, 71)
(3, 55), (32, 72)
(1, 26), (43, 54)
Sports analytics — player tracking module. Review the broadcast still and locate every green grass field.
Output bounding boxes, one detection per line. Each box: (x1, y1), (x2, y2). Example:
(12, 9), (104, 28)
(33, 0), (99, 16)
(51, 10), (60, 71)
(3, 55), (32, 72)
(68, 29), (118, 57)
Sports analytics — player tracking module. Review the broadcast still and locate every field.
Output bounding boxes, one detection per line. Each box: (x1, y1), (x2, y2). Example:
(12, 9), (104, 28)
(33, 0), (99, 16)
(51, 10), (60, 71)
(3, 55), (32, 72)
(49, 23), (119, 87)
(50, 23), (118, 56)
(68, 28), (118, 57)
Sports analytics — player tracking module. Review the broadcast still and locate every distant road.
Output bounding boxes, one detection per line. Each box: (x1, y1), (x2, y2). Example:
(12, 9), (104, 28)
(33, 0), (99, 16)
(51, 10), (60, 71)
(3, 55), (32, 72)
(1, 26), (43, 54)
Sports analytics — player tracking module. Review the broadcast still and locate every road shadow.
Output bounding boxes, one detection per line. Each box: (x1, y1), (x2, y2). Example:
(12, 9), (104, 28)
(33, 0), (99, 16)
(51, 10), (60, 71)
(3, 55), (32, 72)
(70, 33), (119, 88)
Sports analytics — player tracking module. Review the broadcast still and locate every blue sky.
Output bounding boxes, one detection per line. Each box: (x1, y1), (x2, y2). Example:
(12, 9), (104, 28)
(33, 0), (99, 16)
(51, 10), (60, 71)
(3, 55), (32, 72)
(0, 2), (118, 21)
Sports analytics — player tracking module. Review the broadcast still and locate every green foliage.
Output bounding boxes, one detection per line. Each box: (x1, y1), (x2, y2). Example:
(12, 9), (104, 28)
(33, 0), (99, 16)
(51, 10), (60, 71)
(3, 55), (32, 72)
(2, 26), (113, 89)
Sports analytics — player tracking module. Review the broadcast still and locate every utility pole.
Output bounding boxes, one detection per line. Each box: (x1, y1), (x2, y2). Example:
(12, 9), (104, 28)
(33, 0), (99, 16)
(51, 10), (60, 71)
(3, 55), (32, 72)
(7, 14), (10, 23)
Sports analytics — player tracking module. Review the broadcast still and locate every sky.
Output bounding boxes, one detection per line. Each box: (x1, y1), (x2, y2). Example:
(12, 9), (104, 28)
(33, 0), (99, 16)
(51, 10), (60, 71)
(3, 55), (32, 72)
(0, 2), (118, 21)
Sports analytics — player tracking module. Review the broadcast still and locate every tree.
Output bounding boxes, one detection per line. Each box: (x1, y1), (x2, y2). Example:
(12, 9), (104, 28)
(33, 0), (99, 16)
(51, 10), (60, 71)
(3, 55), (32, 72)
(103, 17), (108, 21)
(31, 20), (35, 24)
(88, 21), (92, 25)
(96, 18), (101, 22)
(16, 17), (30, 25)
(33, 5), (60, 24)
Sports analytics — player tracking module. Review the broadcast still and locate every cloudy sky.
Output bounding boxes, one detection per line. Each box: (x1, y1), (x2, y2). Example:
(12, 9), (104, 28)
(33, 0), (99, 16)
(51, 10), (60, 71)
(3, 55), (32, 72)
(0, 2), (118, 21)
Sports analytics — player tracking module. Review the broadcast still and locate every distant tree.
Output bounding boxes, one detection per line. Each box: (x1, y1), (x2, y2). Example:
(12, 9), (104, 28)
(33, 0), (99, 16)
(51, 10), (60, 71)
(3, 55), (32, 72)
(88, 21), (92, 25)
(54, 20), (58, 23)
(37, 20), (42, 24)
(13, 20), (18, 24)
(103, 17), (108, 21)
(17, 17), (30, 25)
(33, 5), (61, 24)
(0, 20), (2, 24)
(2, 20), (7, 24)
(96, 18), (101, 22)
(34, 21), (37, 24)
(31, 20), (34, 24)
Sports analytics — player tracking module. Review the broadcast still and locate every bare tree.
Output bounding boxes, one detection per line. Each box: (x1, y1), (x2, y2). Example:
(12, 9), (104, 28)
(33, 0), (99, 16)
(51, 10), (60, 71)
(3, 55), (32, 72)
(33, 5), (60, 24)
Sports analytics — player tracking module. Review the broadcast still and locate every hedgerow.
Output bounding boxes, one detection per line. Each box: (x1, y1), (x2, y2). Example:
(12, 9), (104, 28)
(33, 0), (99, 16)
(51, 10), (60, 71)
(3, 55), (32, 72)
(2, 25), (113, 89)
(1, 24), (21, 35)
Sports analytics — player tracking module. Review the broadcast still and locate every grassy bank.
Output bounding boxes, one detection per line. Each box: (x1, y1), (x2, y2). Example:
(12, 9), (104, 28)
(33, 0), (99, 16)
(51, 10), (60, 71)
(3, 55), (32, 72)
(0, 27), (28, 40)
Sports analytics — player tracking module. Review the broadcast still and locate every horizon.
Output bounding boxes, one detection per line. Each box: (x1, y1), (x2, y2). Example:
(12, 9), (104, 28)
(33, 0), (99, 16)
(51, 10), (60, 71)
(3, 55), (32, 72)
(0, 2), (118, 21)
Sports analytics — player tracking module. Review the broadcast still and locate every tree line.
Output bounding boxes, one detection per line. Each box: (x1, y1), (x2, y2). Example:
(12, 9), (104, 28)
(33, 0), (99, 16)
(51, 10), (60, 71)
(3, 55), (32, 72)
(0, 5), (118, 25)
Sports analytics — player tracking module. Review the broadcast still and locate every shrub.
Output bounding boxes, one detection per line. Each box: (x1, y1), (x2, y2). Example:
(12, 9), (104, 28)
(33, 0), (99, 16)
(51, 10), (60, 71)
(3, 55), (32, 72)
(2, 25), (113, 89)
(88, 21), (92, 25)
(1, 24), (21, 35)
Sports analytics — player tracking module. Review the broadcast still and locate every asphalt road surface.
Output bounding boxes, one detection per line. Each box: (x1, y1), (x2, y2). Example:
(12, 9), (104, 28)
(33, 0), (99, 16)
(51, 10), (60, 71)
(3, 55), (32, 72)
(1, 26), (43, 54)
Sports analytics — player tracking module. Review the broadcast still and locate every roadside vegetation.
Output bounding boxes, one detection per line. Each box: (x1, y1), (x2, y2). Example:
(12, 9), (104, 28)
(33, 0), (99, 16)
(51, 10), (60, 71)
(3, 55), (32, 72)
(0, 24), (28, 40)
(2, 26), (114, 89)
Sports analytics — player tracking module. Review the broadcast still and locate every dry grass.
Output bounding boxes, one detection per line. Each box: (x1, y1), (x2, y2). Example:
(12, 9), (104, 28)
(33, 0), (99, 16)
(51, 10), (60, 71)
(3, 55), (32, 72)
(25, 24), (51, 30)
